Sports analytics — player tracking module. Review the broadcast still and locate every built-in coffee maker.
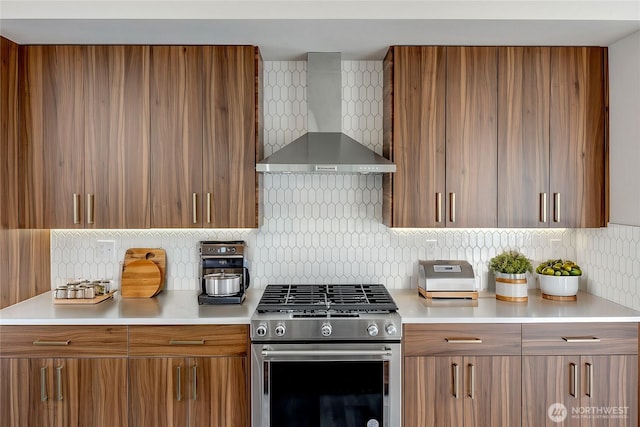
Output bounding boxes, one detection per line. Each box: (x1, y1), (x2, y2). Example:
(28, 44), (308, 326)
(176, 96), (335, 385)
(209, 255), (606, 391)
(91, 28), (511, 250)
(198, 241), (250, 304)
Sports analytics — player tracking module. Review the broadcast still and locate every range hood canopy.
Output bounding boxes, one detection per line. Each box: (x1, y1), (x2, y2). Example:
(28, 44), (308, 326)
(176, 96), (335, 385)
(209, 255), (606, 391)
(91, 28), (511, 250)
(256, 52), (396, 174)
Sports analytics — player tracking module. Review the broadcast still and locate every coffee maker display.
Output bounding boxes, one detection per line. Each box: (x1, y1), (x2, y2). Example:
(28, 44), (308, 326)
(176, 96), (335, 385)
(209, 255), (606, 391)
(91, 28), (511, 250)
(198, 241), (250, 305)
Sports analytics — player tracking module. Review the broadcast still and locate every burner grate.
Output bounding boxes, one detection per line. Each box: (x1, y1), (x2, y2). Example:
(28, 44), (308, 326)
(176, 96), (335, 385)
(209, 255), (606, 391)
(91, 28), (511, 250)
(257, 284), (397, 313)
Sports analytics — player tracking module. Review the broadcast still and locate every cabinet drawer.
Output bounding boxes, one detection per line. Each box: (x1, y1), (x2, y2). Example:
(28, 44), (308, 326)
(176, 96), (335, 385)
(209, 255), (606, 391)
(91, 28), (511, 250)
(522, 322), (638, 355)
(403, 323), (521, 356)
(129, 324), (248, 357)
(0, 325), (127, 357)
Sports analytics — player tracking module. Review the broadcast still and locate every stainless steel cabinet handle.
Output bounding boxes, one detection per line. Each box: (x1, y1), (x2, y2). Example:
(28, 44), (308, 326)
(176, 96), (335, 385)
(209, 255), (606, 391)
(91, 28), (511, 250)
(436, 192), (442, 223)
(449, 193), (456, 223)
(586, 362), (593, 397)
(452, 363), (459, 398)
(569, 362), (577, 397)
(56, 365), (63, 401)
(87, 193), (94, 224)
(261, 349), (392, 357)
(562, 337), (601, 343)
(192, 193), (198, 224)
(40, 366), (48, 402)
(169, 339), (205, 345)
(468, 363), (475, 399)
(191, 365), (197, 401)
(540, 192), (547, 223)
(33, 340), (70, 346)
(176, 366), (182, 401)
(554, 192), (561, 222)
(445, 338), (483, 344)
(73, 193), (81, 224)
(206, 192), (212, 224)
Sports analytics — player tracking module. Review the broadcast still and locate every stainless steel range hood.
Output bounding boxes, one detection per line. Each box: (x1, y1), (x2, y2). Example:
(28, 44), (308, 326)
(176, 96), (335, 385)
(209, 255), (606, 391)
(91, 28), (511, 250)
(256, 52), (396, 174)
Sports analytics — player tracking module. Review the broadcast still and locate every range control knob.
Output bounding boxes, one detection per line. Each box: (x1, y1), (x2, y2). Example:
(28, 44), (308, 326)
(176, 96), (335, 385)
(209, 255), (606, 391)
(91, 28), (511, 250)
(275, 323), (286, 337)
(385, 323), (398, 336)
(367, 323), (379, 337)
(255, 324), (268, 337)
(321, 322), (332, 337)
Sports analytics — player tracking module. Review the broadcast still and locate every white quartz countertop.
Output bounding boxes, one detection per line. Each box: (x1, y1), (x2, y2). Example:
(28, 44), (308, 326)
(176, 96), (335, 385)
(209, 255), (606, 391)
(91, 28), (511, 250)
(390, 289), (640, 323)
(1, 288), (639, 326)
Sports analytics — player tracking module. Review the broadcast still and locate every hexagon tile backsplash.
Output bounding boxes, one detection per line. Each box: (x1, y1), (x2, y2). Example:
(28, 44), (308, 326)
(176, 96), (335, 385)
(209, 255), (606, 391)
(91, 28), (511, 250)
(51, 60), (640, 310)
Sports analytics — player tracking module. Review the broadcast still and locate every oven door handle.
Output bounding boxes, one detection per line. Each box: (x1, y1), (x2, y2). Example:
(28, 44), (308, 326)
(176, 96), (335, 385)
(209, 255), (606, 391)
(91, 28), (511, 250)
(261, 348), (393, 357)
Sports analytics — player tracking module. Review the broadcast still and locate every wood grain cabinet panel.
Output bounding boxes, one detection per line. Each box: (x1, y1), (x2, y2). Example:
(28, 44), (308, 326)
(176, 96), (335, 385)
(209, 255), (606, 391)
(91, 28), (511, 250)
(84, 45), (150, 228)
(382, 46), (446, 228)
(498, 47), (551, 227)
(20, 45), (85, 228)
(445, 46), (498, 228)
(1, 36), (19, 229)
(149, 45), (204, 228)
(550, 47), (607, 228)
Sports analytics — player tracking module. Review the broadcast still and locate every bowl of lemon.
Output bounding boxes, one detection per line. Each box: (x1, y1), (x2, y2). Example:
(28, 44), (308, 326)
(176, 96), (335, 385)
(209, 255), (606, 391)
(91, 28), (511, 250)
(536, 259), (582, 300)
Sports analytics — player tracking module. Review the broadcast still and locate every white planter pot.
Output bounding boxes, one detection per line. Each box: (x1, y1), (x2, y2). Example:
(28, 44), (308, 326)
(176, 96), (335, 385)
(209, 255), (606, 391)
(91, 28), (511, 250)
(494, 272), (528, 303)
(539, 275), (579, 298)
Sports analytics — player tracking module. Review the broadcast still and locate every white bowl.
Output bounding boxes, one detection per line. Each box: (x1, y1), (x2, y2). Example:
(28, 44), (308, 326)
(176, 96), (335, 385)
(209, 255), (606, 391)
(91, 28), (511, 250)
(538, 275), (579, 296)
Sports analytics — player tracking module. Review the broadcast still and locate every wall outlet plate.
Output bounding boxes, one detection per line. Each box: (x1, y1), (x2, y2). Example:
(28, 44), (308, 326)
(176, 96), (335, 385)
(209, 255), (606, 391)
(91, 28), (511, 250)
(97, 240), (116, 261)
(426, 240), (436, 259)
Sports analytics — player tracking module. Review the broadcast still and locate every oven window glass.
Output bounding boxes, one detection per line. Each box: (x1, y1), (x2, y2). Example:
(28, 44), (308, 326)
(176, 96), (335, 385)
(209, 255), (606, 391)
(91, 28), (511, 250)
(270, 361), (383, 427)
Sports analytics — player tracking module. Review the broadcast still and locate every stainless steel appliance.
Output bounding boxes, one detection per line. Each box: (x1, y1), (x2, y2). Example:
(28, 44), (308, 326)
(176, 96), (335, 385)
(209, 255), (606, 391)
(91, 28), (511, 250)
(251, 284), (402, 427)
(419, 259), (476, 292)
(198, 241), (250, 304)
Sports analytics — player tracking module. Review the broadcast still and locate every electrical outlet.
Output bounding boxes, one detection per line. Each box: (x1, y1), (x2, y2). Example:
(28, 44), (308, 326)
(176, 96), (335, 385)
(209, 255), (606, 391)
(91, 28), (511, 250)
(426, 240), (436, 259)
(550, 239), (561, 258)
(97, 240), (116, 261)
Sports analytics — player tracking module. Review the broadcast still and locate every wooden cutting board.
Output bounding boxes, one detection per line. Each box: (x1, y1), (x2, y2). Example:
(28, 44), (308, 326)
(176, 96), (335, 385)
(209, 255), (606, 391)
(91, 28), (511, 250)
(121, 259), (162, 298)
(123, 248), (166, 296)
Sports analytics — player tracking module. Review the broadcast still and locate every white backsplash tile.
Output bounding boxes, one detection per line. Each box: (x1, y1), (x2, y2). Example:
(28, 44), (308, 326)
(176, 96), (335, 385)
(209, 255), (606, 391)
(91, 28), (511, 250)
(50, 60), (638, 311)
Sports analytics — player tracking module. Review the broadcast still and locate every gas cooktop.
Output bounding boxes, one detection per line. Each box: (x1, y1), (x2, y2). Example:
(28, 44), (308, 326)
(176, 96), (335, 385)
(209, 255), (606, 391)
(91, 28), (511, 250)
(256, 283), (398, 313)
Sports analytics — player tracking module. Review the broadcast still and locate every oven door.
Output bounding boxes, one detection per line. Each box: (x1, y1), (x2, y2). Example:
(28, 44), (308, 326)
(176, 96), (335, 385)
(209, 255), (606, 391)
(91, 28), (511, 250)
(251, 342), (401, 427)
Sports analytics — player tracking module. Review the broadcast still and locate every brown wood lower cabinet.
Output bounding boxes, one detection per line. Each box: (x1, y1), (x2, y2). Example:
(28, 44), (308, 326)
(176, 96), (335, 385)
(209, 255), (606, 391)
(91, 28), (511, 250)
(128, 324), (249, 427)
(403, 324), (521, 427)
(129, 356), (248, 427)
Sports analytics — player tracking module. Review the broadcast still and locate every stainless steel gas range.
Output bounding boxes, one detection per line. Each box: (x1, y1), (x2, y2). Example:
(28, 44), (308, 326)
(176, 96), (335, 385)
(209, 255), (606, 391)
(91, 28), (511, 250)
(250, 284), (402, 427)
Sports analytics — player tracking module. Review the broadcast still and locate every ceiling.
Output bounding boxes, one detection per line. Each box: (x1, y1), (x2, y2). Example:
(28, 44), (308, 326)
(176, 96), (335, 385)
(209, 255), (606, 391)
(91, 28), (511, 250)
(2, 1), (639, 60)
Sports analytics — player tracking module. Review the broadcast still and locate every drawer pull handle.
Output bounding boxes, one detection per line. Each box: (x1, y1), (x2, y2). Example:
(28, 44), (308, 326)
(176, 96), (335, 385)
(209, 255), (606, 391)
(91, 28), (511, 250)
(554, 192), (561, 223)
(169, 339), (205, 345)
(87, 193), (95, 224)
(73, 193), (81, 224)
(452, 363), (459, 399)
(436, 192), (442, 223)
(33, 340), (70, 346)
(40, 366), (48, 402)
(586, 362), (593, 397)
(569, 362), (577, 397)
(192, 365), (198, 401)
(445, 338), (483, 344)
(449, 192), (456, 223)
(562, 337), (600, 343)
(176, 366), (182, 401)
(56, 365), (63, 401)
(206, 192), (212, 224)
(192, 193), (198, 224)
(468, 363), (475, 399)
(540, 192), (547, 223)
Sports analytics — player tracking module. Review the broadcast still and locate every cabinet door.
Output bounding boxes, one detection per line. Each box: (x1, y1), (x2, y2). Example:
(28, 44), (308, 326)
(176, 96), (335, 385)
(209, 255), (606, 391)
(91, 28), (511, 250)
(0, 358), (30, 426)
(129, 357), (188, 427)
(203, 46), (258, 228)
(404, 356), (464, 427)
(84, 45), (150, 228)
(550, 47), (606, 228)
(463, 356), (521, 427)
(149, 46), (203, 228)
(523, 355), (581, 427)
(383, 46), (446, 228)
(446, 47), (498, 228)
(582, 355), (638, 427)
(189, 356), (248, 427)
(20, 45), (85, 228)
(1, 36), (19, 229)
(58, 358), (127, 427)
(498, 47), (551, 227)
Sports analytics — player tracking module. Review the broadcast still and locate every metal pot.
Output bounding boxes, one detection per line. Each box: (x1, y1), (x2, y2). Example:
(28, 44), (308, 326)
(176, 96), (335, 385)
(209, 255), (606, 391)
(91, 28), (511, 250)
(204, 272), (242, 296)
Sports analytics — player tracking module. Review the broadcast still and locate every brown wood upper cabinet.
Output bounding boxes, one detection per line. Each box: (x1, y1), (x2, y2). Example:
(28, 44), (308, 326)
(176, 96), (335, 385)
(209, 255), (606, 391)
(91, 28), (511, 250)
(150, 45), (262, 228)
(384, 46), (498, 228)
(20, 45), (150, 228)
(498, 47), (606, 228)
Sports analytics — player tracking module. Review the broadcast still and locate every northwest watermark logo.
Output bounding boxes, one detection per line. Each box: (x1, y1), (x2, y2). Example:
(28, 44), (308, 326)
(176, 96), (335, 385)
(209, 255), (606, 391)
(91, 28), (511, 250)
(548, 403), (568, 423)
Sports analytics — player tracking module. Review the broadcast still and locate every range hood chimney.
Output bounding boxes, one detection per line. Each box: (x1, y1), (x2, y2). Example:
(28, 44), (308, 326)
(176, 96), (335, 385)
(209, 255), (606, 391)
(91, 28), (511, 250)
(256, 52), (396, 174)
